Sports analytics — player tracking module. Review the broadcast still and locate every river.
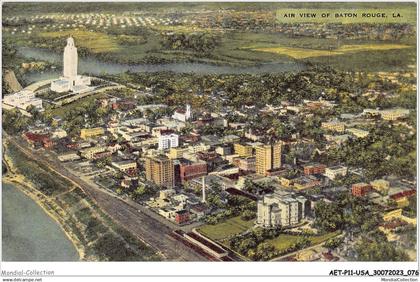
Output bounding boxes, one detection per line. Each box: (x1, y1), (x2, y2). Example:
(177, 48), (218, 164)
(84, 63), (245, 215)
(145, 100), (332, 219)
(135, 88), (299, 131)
(2, 182), (79, 261)
(17, 46), (305, 83)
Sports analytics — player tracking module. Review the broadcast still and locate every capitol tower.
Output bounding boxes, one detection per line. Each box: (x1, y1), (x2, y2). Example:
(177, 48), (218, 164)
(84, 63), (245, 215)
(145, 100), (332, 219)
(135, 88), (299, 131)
(63, 37), (78, 79)
(50, 37), (91, 94)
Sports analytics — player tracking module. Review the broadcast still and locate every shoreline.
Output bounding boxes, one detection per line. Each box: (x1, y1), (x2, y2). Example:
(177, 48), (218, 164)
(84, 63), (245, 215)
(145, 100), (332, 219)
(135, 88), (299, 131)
(2, 145), (86, 261)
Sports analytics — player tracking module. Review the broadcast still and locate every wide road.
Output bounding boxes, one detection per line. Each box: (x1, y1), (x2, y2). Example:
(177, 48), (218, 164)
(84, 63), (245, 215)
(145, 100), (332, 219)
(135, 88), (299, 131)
(7, 136), (208, 261)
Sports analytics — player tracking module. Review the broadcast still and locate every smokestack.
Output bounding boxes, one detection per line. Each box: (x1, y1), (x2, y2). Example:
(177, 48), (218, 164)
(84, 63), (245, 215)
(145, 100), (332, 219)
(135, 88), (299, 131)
(201, 176), (206, 203)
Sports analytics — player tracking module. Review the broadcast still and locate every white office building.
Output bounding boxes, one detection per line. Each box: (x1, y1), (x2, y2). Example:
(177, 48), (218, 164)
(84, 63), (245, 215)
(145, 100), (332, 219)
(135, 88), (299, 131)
(3, 90), (43, 111)
(257, 193), (307, 228)
(158, 133), (179, 150)
(324, 165), (348, 180)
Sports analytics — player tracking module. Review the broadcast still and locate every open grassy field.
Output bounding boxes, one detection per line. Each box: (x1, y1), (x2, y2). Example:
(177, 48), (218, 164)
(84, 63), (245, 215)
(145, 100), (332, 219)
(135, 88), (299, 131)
(198, 216), (255, 241)
(5, 21), (416, 70)
(40, 30), (120, 53)
(248, 44), (411, 59)
(265, 231), (341, 252)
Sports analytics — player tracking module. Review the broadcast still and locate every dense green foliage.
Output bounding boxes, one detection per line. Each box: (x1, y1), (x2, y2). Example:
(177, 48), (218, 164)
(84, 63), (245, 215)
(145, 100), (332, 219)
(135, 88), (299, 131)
(354, 229), (409, 261)
(6, 142), (72, 196)
(324, 122), (416, 179)
(314, 193), (382, 233)
(161, 32), (220, 53)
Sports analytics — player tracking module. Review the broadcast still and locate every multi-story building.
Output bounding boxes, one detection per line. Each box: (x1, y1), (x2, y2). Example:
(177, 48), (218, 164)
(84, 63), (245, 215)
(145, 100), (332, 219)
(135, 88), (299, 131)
(293, 176), (321, 190)
(80, 127), (105, 139)
(179, 161), (207, 183)
(255, 142), (282, 176)
(324, 165), (348, 180)
(80, 146), (106, 159)
(158, 133), (179, 150)
(3, 90), (43, 111)
(215, 145), (232, 156)
(236, 157), (256, 172)
(303, 163), (326, 175)
(380, 108), (410, 121)
(167, 147), (188, 160)
(370, 179), (390, 195)
(145, 156), (174, 188)
(175, 210), (190, 224)
(347, 128), (369, 138)
(321, 121), (346, 133)
(257, 193), (306, 228)
(351, 183), (371, 197)
(234, 143), (253, 157)
(111, 160), (137, 173)
(188, 143), (210, 154)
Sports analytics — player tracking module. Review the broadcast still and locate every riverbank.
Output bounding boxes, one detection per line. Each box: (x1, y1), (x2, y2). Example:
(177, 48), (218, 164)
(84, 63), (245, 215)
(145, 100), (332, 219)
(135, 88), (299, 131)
(3, 145), (86, 260)
(2, 182), (80, 261)
(3, 139), (161, 261)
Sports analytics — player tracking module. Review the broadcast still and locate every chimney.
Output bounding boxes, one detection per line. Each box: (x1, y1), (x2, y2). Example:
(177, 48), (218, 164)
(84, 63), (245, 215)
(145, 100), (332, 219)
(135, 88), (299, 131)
(201, 176), (206, 203)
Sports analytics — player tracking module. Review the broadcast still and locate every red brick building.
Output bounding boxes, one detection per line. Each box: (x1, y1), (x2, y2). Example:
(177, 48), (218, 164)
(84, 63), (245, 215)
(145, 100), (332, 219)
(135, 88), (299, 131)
(24, 132), (54, 148)
(180, 162), (207, 183)
(175, 210), (190, 224)
(390, 189), (416, 201)
(352, 183), (371, 197)
(304, 163), (326, 175)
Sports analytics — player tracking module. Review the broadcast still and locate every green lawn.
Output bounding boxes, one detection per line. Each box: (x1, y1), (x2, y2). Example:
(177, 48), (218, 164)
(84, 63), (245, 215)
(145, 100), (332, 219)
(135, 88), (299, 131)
(266, 231), (341, 252)
(248, 44), (410, 59)
(40, 29), (120, 53)
(198, 216), (255, 241)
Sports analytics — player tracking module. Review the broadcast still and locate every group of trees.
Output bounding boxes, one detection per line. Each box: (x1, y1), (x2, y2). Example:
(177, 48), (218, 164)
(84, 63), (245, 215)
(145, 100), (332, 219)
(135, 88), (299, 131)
(229, 227), (313, 261)
(2, 109), (33, 135)
(6, 142), (72, 196)
(403, 196), (416, 218)
(204, 182), (257, 225)
(46, 97), (112, 137)
(354, 229), (409, 261)
(314, 193), (411, 260)
(314, 192), (382, 233)
(160, 32), (220, 53)
(324, 122), (416, 179)
(109, 65), (412, 128)
(229, 227), (281, 258)
(242, 178), (274, 195)
(114, 180), (158, 202)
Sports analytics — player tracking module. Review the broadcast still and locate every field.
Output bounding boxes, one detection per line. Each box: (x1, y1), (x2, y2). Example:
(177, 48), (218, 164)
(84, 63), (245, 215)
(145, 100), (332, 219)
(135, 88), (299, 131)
(39, 30), (120, 53)
(2, 2), (416, 71)
(198, 214), (341, 259)
(198, 216), (255, 241)
(248, 44), (411, 59)
(266, 231), (341, 252)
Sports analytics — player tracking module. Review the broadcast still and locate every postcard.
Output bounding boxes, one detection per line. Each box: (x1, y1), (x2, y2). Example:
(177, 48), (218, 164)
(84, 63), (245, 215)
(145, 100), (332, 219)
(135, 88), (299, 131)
(1, 1), (418, 281)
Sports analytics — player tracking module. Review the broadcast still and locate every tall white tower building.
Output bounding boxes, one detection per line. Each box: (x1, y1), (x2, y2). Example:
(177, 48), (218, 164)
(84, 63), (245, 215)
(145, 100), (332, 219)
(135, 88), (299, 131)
(63, 37), (78, 78)
(51, 37), (91, 93)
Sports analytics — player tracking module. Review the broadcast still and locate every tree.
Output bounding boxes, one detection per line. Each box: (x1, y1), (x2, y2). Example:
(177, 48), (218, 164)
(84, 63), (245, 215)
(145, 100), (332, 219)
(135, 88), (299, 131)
(241, 210), (256, 221)
(314, 201), (343, 232)
(131, 183), (155, 200)
(355, 231), (409, 261)
(324, 237), (344, 250)
(2, 109), (32, 134)
(237, 238), (257, 254)
(255, 243), (276, 261)
(403, 196), (416, 218)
